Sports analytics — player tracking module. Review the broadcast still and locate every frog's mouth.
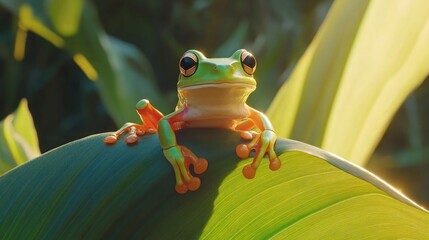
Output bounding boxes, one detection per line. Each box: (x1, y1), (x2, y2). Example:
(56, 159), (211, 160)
(178, 82), (256, 91)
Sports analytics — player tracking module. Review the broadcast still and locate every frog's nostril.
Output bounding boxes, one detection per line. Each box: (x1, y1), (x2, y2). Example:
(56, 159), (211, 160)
(213, 65), (232, 73)
(213, 65), (223, 72)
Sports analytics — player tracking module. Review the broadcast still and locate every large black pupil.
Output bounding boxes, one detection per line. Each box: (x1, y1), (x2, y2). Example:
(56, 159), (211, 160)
(180, 57), (196, 70)
(243, 55), (256, 68)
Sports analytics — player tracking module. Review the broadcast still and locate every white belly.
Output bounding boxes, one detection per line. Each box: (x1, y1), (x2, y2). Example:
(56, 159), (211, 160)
(178, 85), (253, 128)
(183, 104), (250, 128)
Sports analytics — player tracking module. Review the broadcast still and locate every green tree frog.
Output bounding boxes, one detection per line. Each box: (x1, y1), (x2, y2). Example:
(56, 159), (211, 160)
(104, 49), (281, 194)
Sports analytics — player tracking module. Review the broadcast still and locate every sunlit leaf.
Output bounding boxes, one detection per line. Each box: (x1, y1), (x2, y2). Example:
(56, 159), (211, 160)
(0, 129), (427, 238)
(267, 0), (429, 165)
(0, 99), (40, 174)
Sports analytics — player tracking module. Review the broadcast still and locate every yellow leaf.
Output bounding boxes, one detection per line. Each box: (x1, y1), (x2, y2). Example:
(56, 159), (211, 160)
(267, 0), (429, 165)
(0, 99), (40, 173)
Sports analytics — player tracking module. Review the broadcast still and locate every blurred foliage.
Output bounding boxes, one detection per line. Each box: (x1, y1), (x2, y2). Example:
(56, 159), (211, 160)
(0, 0), (167, 127)
(0, 99), (40, 174)
(48, 0), (83, 36)
(0, 0), (427, 206)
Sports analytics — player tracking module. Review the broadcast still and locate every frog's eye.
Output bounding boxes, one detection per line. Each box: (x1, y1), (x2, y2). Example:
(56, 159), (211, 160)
(179, 52), (198, 77)
(240, 50), (257, 75)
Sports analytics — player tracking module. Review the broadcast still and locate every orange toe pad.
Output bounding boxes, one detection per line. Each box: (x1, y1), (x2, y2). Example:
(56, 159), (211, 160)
(188, 177), (201, 191)
(104, 135), (117, 144)
(243, 165), (256, 179)
(270, 158), (281, 171)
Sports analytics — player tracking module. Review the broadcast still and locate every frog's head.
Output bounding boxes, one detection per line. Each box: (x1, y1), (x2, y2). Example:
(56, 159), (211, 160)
(177, 49), (257, 94)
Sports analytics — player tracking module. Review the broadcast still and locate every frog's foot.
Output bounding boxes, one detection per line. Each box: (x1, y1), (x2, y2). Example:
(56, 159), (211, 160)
(163, 145), (208, 194)
(104, 123), (156, 145)
(235, 130), (281, 179)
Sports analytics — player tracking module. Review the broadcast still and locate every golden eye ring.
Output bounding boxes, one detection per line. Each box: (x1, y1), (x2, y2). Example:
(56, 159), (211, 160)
(240, 50), (257, 75)
(179, 52), (198, 77)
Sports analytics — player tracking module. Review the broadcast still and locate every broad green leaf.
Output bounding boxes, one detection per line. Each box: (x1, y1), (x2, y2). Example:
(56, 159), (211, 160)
(48, 0), (83, 36)
(0, 99), (40, 174)
(267, 0), (429, 165)
(0, 1), (167, 125)
(0, 129), (427, 239)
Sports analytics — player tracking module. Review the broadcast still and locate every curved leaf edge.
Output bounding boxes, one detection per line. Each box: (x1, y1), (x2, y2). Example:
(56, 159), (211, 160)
(275, 138), (427, 212)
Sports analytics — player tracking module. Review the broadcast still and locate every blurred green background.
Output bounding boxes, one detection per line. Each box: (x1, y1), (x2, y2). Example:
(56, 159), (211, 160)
(0, 0), (427, 207)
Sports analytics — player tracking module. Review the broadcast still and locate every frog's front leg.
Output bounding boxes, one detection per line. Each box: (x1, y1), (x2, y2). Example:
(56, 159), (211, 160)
(158, 110), (208, 194)
(235, 108), (281, 179)
(104, 99), (163, 144)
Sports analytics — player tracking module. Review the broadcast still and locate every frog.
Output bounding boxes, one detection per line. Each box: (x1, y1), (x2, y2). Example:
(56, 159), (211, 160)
(104, 49), (281, 194)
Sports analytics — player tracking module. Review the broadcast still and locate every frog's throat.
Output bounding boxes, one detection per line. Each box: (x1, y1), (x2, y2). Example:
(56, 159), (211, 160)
(178, 82), (256, 91)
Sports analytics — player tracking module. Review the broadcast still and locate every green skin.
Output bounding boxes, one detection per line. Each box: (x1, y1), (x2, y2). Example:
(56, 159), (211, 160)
(105, 49), (280, 194)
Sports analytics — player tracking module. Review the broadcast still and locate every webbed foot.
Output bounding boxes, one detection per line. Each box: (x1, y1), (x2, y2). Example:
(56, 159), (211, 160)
(163, 145), (208, 194)
(236, 130), (281, 179)
(104, 123), (156, 145)
(104, 99), (163, 145)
